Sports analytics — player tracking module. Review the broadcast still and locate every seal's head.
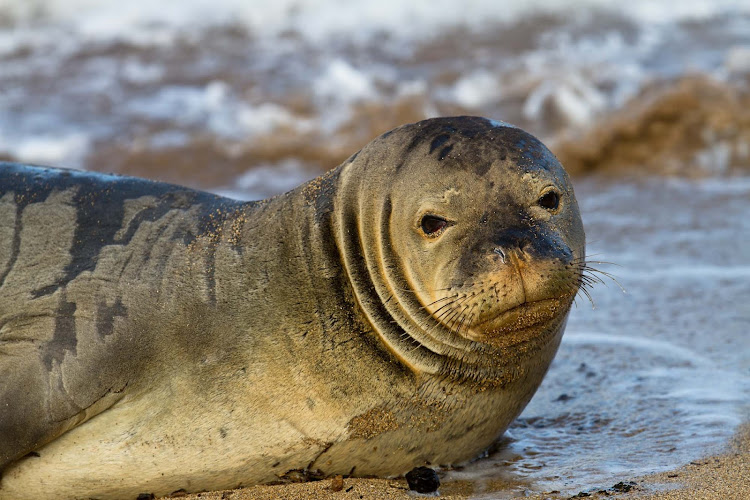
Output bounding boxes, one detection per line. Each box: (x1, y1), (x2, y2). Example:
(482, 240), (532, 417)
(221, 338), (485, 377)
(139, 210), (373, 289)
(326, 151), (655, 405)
(334, 116), (584, 381)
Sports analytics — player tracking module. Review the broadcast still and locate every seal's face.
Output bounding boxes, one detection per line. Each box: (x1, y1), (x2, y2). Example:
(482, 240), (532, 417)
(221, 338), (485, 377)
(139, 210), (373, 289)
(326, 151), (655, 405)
(396, 156), (580, 348)
(336, 116), (584, 374)
(389, 119), (584, 349)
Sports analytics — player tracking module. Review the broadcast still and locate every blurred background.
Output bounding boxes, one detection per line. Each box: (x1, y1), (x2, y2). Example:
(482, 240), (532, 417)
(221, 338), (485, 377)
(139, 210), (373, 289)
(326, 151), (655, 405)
(1, 0), (748, 496)
(2, 0), (750, 193)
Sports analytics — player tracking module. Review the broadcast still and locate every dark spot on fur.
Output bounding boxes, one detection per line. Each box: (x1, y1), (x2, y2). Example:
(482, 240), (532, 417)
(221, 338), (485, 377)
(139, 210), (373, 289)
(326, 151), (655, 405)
(429, 134), (450, 154)
(96, 297), (127, 339)
(42, 294), (77, 370)
(118, 194), (188, 244)
(0, 202), (22, 288)
(405, 134), (424, 153)
(0, 163), (244, 298)
(393, 117), (562, 176)
(474, 161), (492, 176)
(346, 150), (360, 163)
(438, 145), (453, 161)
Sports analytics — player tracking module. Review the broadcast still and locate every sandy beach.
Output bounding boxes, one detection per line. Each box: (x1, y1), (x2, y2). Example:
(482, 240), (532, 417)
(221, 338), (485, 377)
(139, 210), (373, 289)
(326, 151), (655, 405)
(179, 424), (748, 499)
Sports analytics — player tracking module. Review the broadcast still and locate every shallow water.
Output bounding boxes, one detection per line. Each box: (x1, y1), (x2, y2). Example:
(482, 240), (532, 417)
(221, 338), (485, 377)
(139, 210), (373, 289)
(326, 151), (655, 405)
(443, 177), (750, 495)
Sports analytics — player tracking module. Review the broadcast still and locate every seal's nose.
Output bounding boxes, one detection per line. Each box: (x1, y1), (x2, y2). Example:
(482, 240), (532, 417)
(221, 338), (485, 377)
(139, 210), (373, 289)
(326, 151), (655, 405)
(491, 228), (532, 263)
(493, 247), (506, 264)
(492, 227), (572, 263)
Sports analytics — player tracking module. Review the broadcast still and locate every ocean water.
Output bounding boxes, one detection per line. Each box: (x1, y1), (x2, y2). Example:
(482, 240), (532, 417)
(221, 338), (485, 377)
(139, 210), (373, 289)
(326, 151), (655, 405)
(1, 1), (749, 496)
(2, 0), (750, 186)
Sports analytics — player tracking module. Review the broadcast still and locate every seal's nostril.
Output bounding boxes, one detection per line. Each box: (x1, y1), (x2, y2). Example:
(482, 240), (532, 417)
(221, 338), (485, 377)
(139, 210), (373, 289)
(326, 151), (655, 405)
(493, 247), (506, 264)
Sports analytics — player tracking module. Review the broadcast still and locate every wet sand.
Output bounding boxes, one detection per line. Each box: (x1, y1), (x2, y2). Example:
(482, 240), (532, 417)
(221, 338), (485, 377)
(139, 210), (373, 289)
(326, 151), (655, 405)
(181, 423), (748, 499)
(629, 423), (750, 500)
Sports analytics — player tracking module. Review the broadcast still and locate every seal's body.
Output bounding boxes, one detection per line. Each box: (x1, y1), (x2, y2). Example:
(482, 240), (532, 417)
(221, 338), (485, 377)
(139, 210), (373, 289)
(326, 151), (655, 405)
(0, 117), (584, 499)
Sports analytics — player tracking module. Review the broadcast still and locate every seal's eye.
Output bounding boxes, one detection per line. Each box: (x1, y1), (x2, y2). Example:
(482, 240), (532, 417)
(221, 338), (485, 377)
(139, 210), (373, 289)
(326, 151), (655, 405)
(421, 215), (448, 235)
(538, 190), (560, 211)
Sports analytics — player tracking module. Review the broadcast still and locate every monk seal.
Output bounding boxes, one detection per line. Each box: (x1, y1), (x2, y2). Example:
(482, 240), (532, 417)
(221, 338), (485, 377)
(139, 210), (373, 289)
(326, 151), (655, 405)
(0, 116), (585, 499)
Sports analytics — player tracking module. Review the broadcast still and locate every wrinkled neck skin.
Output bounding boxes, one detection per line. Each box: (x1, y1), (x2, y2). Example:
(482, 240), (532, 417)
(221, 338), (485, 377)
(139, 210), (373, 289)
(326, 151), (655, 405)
(329, 163), (576, 389)
(204, 161), (574, 395)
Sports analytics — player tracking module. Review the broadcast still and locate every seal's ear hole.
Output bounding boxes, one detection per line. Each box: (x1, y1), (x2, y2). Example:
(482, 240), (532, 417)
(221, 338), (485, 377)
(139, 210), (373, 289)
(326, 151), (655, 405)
(421, 215), (449, 236)
(538, 190), (560, 211)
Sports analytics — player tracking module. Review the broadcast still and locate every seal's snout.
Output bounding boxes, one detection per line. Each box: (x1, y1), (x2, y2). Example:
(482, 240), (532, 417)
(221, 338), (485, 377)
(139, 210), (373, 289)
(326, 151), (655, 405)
(492, 227), (573, 266)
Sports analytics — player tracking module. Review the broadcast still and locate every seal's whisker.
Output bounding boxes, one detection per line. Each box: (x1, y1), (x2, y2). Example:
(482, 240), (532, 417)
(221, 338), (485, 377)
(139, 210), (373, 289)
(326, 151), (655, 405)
(456, 311), (469, 337)
(419, 297), (462, 334)
(396, 325), (422, 347)
(562, 281), (583, 307)
(463, 312), (476, 336)
(415, 296), (464, 335)
(419, 294), (459, 311)
(431, 296), (465, 318)
(449, 305), (471, 336)
(443, 307), (465, 334)
(424, 307), (459, 340)
(406, 281), (488, 294)
(448, 308), (471, 339)
(434, 293), (475, 335)
(584, 260), (621, 267)
(444, 310), (461, 336)
(459, 305), (478, 336)
(584, 266), (626, 293)
(581, 251), (605, 259)
(580, 274), (604, 286)
(435, 301), (463, 324)
(564, 256), (625, 297)
(576, 281), (596, 308)
(586, 265), (624, 279)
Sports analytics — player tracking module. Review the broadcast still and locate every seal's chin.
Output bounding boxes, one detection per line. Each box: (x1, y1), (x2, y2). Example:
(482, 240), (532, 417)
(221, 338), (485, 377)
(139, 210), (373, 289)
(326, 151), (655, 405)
(462, 297), (571, 348)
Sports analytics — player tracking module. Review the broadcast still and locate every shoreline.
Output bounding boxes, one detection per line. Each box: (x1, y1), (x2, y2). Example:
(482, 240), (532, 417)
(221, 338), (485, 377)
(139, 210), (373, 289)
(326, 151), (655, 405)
(182, 423), (749, 499)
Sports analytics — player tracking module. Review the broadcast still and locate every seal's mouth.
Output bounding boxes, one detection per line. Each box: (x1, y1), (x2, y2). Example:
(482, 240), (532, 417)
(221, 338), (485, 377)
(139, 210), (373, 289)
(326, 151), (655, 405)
(463, 296), (571, 347)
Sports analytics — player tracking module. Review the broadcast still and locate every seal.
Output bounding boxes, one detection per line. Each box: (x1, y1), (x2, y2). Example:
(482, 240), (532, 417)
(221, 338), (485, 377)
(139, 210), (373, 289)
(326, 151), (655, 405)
(0, 116), (585, 499)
